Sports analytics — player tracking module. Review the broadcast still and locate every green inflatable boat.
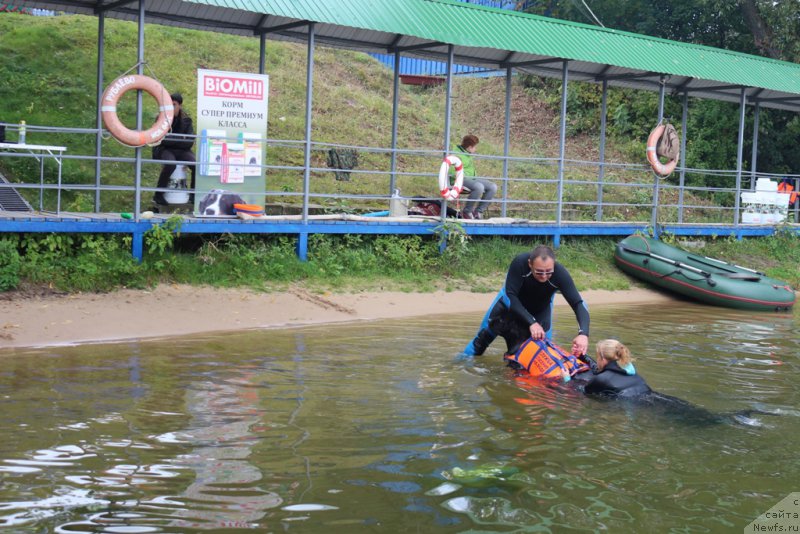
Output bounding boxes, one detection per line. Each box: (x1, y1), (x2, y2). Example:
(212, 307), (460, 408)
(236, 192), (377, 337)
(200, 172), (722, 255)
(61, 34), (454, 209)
(614, 234), (796, 311)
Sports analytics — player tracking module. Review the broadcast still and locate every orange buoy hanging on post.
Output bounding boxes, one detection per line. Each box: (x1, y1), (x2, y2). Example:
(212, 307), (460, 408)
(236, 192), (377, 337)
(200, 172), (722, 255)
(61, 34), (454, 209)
(101, 74), (174, 147)
(646, 122), (680, 177)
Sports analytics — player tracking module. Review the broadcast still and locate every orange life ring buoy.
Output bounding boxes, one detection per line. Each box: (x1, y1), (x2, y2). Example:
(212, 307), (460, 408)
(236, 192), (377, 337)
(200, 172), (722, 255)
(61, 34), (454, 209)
(646, 124), (678, 177)
(101, 74), (174, 147)
(438, 155), (464, 200)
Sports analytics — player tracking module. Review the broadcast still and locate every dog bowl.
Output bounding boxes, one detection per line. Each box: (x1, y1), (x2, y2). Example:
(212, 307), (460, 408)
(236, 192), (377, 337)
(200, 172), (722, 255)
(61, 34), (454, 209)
(233, 203), (265, 217)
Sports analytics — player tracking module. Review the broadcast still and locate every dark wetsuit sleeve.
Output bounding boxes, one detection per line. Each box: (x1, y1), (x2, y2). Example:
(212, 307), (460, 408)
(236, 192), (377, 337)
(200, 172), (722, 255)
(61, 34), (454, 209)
(504, 254), (536, 326)
(552, 263), (590, 336)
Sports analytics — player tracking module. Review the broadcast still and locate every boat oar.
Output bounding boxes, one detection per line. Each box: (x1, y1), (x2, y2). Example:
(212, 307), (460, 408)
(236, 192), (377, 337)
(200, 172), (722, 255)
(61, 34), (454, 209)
(620, 244), (763, 281)
(690, 254), (764, 277)
(617, 244), (717, 286)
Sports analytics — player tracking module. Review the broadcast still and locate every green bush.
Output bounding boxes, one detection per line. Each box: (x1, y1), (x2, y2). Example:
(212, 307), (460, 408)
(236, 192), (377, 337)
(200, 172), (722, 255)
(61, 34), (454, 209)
(3, 226), (797, 297)
(0, 238), (21, 291)
(14, 234), (143, 292)
(373, 235), (430, 271)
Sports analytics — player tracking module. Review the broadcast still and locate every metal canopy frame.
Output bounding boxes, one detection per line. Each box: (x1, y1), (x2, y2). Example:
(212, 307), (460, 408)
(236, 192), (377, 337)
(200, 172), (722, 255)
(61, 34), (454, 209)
(14, 0), (800, 112)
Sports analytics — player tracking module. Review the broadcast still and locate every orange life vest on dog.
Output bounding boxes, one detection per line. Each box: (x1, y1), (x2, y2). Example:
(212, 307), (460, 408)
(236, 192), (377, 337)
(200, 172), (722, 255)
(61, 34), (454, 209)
(504, 339), (590, 381)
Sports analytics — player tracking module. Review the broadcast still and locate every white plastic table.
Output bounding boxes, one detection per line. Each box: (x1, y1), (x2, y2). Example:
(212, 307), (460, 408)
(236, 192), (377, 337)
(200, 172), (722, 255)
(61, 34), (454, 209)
(0, 142), (67, 212)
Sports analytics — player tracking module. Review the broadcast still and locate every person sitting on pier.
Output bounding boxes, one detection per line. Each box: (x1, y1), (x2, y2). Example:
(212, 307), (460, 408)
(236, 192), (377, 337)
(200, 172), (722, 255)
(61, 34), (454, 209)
(153, 92), (195, 205)
(454, 134), (497, 220)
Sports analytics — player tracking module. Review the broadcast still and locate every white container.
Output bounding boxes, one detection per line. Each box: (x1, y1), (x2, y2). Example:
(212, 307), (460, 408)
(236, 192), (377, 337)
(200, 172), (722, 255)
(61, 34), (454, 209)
(776, 192), (792, 208)
(761, 210), (776, 224)
(164, 165), (190, 204)
(389, 189), (409, 217)
(740, 192), (758, 206)
(755, 178), (778, 192)
(741, 206), (762, 224)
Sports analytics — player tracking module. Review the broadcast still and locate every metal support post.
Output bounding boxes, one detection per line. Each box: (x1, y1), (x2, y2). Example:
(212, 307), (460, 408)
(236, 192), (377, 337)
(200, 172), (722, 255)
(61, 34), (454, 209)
(259, 34), (266, 74)
(133, 0), (145, 222)
(596, 79), (607, 221)
(502, 66), (512, 217)
(750, 103), (760, 191)
(389, 49), (400, 195)
(678, 92), (688, 223)
(441, 44), (454, 222)
(94, 13), (105, 212)
(556, 61), (568, 225)
(734, 88), (747, 225)
(651, 76), (666, 233)
(302, 23), (315, 227)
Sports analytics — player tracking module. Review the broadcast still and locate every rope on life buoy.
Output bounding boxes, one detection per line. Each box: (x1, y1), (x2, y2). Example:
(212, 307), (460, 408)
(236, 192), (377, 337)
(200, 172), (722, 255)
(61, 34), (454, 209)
(438, 155), (464, 200)
(646, 123), (679, 177)
(101, 74), (174, 148)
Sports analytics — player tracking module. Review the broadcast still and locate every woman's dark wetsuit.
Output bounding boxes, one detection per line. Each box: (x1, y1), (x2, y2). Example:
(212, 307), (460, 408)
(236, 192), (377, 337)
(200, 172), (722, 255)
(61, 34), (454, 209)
(471, 252), (590, 355)
(574, 360), (651, 398)
(570, 360), (760, 426)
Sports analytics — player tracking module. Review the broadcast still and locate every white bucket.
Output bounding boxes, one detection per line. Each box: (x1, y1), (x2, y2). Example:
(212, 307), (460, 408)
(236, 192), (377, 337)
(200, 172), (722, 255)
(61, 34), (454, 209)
(389, 189), (409, 217)
(164, 165), (190, 204)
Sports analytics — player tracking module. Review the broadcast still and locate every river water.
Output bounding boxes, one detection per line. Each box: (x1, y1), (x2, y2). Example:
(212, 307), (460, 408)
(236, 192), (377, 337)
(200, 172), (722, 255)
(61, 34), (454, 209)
(0, 301), (798, 532)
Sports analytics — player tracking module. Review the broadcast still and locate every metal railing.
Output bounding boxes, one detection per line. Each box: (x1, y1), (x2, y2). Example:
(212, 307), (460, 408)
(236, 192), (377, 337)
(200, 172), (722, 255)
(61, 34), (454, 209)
(1, 121), (799, 226)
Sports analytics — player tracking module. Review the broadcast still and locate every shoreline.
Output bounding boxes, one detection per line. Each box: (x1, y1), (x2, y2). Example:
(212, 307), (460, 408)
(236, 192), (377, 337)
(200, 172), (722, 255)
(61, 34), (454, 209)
(0, 285), (674, 350)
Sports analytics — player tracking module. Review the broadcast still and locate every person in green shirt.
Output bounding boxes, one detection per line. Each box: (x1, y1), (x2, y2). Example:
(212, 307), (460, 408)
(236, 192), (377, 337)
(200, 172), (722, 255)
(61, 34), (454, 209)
(455, 134), (497, 219)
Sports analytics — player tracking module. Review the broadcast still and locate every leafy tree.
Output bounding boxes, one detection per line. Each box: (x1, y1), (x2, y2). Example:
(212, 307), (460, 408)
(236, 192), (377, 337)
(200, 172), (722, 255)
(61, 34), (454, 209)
(519, 0), (800, 60)
(519, 0), (800, 180)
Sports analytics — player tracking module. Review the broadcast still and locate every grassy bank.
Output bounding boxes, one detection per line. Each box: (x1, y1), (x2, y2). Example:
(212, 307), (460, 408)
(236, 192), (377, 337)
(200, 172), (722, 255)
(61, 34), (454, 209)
(0, 227), (798, 297)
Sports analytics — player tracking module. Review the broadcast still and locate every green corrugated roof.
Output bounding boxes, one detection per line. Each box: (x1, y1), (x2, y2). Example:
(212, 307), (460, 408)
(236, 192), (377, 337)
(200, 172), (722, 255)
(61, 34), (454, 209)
(207, 0), (800, 96)
(314, 0), (799, 93)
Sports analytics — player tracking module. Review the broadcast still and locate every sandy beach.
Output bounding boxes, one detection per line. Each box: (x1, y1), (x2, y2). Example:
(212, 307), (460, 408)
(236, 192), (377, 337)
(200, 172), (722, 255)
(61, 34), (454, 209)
(0, 285), (674, 350)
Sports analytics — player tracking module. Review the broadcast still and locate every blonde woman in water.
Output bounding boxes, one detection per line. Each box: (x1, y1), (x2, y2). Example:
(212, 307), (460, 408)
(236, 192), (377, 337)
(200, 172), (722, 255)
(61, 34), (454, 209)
(581, 339), (651, 398)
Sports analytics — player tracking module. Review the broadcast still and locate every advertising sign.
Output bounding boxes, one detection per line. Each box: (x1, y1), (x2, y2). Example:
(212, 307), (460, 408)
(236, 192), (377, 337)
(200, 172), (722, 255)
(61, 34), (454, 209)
(195, 69), (268, 216)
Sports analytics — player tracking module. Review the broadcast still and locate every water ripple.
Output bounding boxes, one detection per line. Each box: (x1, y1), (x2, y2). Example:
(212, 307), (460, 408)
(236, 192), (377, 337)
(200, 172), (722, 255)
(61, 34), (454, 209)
(0, 303), (796, 532)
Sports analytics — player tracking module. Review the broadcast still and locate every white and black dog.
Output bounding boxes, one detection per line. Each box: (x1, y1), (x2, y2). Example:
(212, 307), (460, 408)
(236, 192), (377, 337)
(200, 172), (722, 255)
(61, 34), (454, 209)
(197, 189), (245, 216)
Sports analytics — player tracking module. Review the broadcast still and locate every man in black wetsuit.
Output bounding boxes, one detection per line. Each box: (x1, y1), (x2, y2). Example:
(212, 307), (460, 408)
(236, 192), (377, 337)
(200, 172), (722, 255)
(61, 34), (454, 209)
(464, 245), (590, 357)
